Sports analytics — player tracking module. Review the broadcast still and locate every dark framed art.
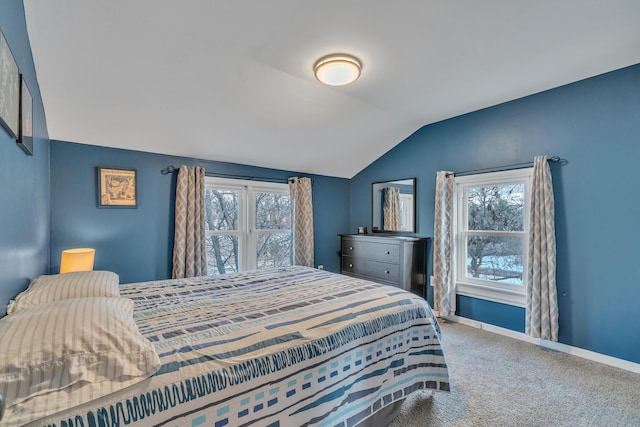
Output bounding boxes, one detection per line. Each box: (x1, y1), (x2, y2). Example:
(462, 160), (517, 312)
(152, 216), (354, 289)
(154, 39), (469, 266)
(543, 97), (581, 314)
(97, 167), (138, 208)
(18, 75), (33, 155)
(0, 29), (20, 139)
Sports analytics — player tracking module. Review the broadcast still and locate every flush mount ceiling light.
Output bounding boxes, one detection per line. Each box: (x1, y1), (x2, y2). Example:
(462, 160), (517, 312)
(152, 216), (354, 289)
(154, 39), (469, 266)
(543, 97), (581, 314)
(314, 54), (362, 86)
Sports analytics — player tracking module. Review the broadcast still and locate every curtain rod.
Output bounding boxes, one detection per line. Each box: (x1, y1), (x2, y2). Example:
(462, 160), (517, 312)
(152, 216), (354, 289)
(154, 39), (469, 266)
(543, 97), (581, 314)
(161, 165), (292, 184)
(446, 156), (564, 177)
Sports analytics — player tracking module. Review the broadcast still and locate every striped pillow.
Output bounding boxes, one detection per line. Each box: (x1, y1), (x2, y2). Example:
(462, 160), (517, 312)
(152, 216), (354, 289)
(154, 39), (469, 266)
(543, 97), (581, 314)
(6, 270), (120, 314)
(0, 297), (160, 422)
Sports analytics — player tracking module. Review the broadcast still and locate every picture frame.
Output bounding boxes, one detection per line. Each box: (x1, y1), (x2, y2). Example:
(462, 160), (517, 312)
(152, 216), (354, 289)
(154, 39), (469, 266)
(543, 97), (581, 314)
(18, 75), (33, 155)
(97, 167), (138, 208)
(0, 29), (20, 139)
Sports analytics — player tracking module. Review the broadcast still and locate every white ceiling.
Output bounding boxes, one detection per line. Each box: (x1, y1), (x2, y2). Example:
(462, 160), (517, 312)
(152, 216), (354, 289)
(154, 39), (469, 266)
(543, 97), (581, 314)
(24, 1), (640, 178)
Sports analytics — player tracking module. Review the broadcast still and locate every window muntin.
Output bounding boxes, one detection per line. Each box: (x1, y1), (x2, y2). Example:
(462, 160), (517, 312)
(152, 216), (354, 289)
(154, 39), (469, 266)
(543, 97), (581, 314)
(455, 169), (532, 306)
(204, 178), (291, 275)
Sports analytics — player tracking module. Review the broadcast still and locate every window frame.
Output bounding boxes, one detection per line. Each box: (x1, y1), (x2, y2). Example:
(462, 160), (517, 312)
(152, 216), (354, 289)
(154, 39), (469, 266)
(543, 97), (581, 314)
(453, 168), (532, 307)
(250, 182), (292, 271)
(204, 177), (291, 273)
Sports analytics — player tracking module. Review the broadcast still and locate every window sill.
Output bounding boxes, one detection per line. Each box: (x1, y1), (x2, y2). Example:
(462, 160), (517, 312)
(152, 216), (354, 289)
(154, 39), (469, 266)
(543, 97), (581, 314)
(456, 281), (526, 307)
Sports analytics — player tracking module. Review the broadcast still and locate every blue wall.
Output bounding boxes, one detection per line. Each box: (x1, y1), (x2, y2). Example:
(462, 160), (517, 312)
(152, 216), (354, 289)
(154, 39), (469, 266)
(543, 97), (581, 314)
(350, 64), (640, 363)
(50, 141), (350, 284)
(0, 0), (50, 315)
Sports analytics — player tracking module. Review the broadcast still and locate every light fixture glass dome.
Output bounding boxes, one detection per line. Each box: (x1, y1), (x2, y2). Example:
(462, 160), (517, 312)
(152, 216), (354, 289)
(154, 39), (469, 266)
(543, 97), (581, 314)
(314, 54), (361, 86)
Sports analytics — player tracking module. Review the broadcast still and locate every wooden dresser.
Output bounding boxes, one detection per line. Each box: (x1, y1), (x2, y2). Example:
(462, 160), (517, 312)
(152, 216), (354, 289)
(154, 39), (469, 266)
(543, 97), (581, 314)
(339, 234), (428, 297)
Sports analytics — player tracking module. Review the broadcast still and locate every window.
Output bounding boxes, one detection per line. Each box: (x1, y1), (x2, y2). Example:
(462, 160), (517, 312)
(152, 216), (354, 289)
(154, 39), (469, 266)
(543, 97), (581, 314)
(454, 169), (532, 306)
(204, 177), (291, 275)
(399, 193), (414, 232)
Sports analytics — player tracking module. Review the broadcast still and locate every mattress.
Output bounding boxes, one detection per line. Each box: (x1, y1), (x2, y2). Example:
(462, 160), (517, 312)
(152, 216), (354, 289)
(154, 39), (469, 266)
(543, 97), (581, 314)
(27, 266), (449, 426)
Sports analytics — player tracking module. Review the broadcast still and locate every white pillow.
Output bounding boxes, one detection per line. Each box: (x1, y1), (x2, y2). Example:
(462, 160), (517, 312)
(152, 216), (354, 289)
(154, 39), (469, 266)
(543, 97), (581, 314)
(6, 270), (120, 314)
(0, 297), (160, 420)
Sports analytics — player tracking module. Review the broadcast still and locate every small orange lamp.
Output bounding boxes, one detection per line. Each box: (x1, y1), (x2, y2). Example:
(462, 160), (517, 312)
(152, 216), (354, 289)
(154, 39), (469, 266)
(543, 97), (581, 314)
(60, 248), (95, 274)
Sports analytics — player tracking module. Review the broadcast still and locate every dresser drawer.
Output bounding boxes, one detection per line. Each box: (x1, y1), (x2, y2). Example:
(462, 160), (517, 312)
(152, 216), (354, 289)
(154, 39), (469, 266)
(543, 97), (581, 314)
(341, 239), (400, 263)
(342, 257), (400, 284)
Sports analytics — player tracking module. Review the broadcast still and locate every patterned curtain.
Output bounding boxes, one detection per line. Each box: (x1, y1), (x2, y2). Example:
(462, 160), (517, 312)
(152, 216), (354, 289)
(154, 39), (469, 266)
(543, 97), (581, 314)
(526, 156), (559, 341)
(172, 165), (207, 279)
(383, 187), (402, 231)
(289, 177), (314, 267)
(433, 171), (455, 316)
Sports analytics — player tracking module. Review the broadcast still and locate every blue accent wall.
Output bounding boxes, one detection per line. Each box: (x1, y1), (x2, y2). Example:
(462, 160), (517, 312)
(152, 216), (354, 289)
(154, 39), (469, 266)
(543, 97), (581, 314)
(0, 0), (50, 315)
(50, 141), (349, 284)
(351, 64), (640, 363)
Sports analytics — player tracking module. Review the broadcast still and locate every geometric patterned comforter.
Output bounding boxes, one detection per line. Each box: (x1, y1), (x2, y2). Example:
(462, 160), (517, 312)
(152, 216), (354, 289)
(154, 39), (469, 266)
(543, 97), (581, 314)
(31, 266), (449, 427)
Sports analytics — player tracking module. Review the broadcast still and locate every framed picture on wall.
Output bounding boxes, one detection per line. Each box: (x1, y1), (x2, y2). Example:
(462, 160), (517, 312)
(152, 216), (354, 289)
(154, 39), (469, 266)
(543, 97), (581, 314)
(97, 167), (138, 208)
(0, 29), (20, 139)
(18, 75), (33, 155)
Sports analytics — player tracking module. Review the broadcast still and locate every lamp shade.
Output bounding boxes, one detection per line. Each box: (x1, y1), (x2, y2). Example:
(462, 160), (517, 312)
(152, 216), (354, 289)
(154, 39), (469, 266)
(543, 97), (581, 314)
(60, 248), (95, 274)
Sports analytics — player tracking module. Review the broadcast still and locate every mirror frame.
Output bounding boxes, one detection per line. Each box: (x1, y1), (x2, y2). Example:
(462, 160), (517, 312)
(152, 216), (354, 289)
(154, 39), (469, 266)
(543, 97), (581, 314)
(371, 177), (416, 234)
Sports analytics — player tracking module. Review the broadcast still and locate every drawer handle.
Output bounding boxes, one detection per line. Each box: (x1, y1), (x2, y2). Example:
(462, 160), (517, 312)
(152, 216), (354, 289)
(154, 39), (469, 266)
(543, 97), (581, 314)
(384, 270), (390, 274)
(349, 246), (353, 251)
(349, 263), (353, 268)
(385, 250), (390, 255)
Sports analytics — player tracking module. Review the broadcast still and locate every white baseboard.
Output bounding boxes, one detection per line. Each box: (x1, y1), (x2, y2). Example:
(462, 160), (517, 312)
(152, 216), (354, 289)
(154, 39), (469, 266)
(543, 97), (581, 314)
(443, 315), (640, 374)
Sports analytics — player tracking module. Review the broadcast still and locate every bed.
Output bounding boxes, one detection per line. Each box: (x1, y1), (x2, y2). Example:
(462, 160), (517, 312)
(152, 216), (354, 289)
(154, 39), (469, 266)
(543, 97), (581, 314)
(1, 266), (449, 426)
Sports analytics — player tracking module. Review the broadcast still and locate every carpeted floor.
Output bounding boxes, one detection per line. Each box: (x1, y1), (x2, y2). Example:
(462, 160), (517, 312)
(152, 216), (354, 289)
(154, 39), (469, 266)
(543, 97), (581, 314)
(389, 321), (640, 427)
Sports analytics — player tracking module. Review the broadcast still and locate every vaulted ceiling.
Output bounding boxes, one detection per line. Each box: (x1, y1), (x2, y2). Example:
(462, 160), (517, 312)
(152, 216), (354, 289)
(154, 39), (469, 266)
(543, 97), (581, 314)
(24, 0), (640, 178)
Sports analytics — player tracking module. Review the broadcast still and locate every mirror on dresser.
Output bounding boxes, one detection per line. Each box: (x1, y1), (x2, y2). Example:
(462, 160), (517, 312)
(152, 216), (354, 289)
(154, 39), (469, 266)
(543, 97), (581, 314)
(371, 178), (416, 233)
